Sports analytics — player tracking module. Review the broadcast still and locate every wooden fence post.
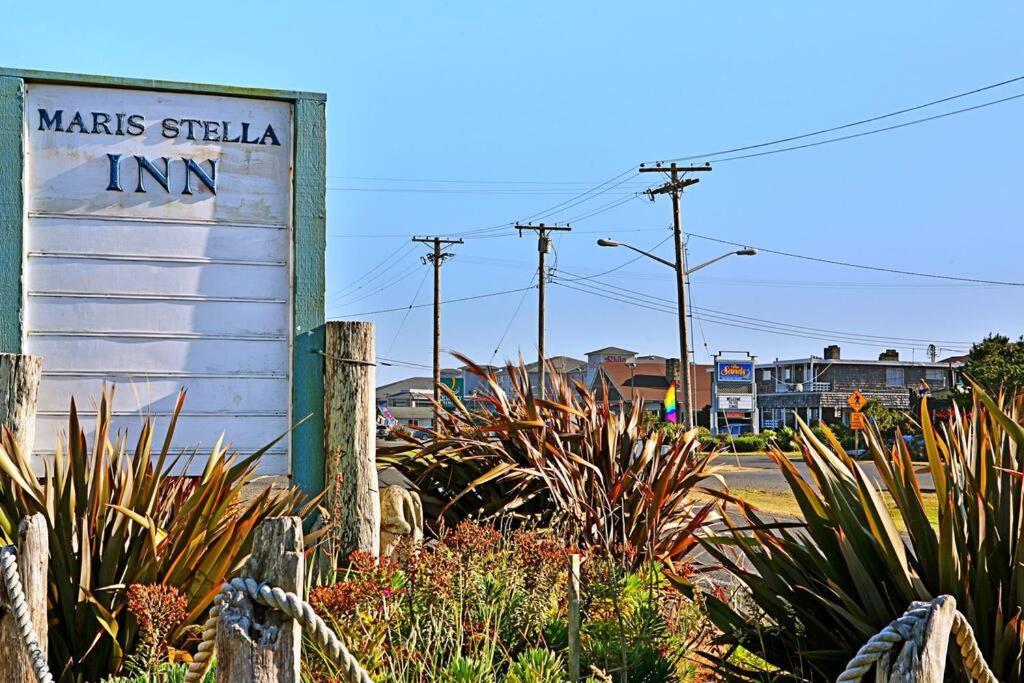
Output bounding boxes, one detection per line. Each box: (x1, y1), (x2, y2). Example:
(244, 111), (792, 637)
(216, 516), (304, 683)
(324, 321), (380, 559)
(568, 553), (581, 681)
(877, 596), (956, 683)
(0, 513), (49, 683)
(0, 354), (42, 456)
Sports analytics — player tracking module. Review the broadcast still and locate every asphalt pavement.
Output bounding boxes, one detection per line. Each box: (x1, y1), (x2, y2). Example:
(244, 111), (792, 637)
(708, 454), (935, 494)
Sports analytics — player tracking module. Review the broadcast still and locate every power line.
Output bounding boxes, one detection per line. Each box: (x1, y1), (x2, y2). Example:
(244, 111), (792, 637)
(489, 272), (537, 365)
(326, 241), (414, 300)
(330, 175), (649, 185)
(385, 265), (431, 355)
(706, 91), (1024, 163)
(652, 74), (1024, 163)
(687, 232), (1024, 286)
(551, 274), (970, 350)
(327, 260), (423, 309)
(344, 284), (539, 316)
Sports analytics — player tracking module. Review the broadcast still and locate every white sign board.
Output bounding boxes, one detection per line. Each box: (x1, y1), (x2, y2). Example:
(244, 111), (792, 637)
(23, 84), (294, 474)
(718, 395), (754, 411)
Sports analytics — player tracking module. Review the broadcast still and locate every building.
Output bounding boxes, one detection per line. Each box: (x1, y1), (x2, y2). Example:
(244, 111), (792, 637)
(590, 355), (714, 425)
(376, 369), (460, 431)
(756, 345), (962, 429)
(493, 355), (587, 396)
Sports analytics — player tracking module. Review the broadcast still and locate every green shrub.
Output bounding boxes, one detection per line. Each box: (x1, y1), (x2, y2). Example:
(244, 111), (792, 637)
(0, 389), (314, 682)
(671, 385), (1024, 681)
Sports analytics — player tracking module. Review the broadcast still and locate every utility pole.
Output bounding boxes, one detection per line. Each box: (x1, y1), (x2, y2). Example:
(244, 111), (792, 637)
(412, 236), (463, 415)
(639, 162), (712, 430)
(515, 223), (571, 399)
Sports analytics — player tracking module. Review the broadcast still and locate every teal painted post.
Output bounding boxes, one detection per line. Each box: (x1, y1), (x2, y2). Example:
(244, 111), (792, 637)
(291, 97), (327, 495)
(0, 76), (24, 353)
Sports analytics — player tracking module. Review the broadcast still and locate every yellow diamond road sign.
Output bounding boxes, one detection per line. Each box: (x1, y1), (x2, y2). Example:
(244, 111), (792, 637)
(847, 390), (868, 412)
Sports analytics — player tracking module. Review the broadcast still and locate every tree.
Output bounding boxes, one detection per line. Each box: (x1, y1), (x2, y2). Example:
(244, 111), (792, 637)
(962, 334), (1024, 393)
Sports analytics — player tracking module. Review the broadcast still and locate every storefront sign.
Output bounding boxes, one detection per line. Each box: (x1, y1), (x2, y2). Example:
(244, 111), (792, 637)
(716, 361), (754, 383)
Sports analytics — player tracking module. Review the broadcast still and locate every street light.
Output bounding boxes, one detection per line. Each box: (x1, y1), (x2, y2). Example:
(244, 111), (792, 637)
(596, 238), (757, 427)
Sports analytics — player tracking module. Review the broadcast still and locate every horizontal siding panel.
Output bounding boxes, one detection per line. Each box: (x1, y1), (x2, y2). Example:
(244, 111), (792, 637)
(36, 375), (289, 414)
(25, 298), (288, 336)
(26, 217), (288, 262)
(25, 337), (289, 374)
(27, 257), (288, 300)
(31, 451), (289, 477)
(33, 413), (291, 458)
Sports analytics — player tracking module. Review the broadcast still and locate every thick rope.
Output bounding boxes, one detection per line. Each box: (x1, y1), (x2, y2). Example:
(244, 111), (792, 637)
(951, 612), (998, 683)
(837, 597), (998, 683)
(0, 546), (53, 683)
(185, 577), (374, 683)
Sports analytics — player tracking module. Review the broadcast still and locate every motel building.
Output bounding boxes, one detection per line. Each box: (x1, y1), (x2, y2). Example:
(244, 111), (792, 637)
(755, 345), (963, 429)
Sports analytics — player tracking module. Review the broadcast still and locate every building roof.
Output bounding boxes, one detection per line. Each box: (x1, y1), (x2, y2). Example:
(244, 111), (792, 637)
(586, 346), (637, 356)
(376, 376), (432, 397)
(757, 357), (963, 369)
(523, 355), (587, 373)
(594, 361), (713, 409)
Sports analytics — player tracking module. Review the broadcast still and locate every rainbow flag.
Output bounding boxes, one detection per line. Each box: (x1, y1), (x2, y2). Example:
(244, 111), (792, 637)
(665, 381), (677, 423)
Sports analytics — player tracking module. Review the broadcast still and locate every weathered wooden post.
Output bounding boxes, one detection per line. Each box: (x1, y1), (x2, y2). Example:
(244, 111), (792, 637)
(216, 516), (304, 682)
(0, 513), (49, 683)
(567, 553), (581, 681)
(0, 354), (42, 456)
(876, 596), (956, 683)
(324, 321), (380, 559)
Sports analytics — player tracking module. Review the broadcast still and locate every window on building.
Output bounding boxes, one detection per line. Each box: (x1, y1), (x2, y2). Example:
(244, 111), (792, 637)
(783, 367), (792, 381)
(886, 367), (905, 386)
(762, 369), (772, 380)
(926, 368), (947, 388)
(835, 407), (843, 419)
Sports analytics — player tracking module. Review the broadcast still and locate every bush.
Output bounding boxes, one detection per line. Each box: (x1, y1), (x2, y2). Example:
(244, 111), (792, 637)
(384, 355), (722, 570)
(304, 522), (710, 682)
(671, 385), (1024, 681)
(0, 388), (314, 682)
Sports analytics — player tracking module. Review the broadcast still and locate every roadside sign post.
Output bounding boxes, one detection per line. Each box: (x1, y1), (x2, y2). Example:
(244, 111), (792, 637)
(848, 390), (868, 453)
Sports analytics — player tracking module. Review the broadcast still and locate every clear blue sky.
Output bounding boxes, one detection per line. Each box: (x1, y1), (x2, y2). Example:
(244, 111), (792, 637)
(4, 2), (1022, 384)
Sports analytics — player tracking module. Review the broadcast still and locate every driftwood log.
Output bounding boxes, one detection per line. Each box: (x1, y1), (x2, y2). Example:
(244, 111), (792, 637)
(324, 321), (380, 559)
(0, 354), (42, 456)
(216, 517), (304, 682)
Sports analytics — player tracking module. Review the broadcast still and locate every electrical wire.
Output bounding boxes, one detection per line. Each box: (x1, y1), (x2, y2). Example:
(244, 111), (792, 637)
(489, 272), (538, 365)
(344, 284), (539, 316)
(652, 74), (1024, 163)
(707, 92), (1024, 163)
(550, 274), (968, 351)
(327, 260), (423, 310)
(686, 232), (1024, 286)
(385, 265), (431, 356)
(326, 242), (415, 301)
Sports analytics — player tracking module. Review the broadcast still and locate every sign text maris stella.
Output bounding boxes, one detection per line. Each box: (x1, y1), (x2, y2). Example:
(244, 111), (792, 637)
(36, 108), (283, 196)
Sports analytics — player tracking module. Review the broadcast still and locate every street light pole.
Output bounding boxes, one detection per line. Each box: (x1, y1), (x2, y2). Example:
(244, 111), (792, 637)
(598, 231), (758, 428)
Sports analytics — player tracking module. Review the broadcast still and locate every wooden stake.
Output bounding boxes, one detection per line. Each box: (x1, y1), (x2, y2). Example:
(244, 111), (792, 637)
(568, 553), (581, 681)
(324, 321), (380, 558)
(877, 596), (956, 683)
(0, 513), (49, 683)
(216, 517), (304, 682)
(0, 354), (42, 456)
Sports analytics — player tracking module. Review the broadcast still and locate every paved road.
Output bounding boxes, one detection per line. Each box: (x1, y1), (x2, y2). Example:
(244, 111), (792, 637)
(710, 455), (934, 494)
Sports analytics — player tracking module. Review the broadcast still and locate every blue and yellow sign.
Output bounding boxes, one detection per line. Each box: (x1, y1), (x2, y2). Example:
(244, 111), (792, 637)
(716, 361), (754, 383)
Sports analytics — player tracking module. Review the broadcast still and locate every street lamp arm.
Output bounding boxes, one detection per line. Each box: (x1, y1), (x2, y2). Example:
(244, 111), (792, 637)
(685, 248), (758, 276)
(597, 239), (677, 269)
